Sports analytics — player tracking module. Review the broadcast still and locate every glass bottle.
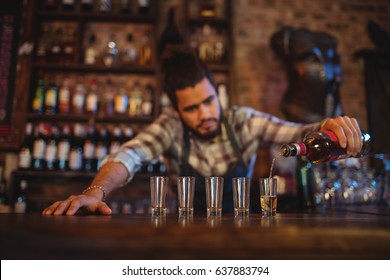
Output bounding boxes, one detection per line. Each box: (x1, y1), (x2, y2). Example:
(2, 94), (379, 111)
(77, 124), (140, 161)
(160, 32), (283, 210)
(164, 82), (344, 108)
(45, 125), (59, 170)
(49, 27), (62, 63)
(128, 81), (143, 116)
(138, 32), (152, 65)
(81, 0), (94, 12)
(279, 130), (371, 164)
(102, 34), (119, 67)
(142, 83), (154, 116)
(32, 123), (48, 170)
(72, 83), (86, 114)
(83, 124), (97, 172)
(109, 126), (123, 155)
(121, 33), (138, 66)
(44, 75), (59, 115)
(100, 78), (115, 116)
(95, 126), (109, 170)
(62, 0), (75, 12)
(18, 122), (34, 170)
(57, 124), (72, 171)
(62, 26), (76, 64)
(137, 0), (150, 15)
(32, 73), (45, 114)
(85, 79), (99, 115)
(114, 86), (128, 115)
(84, 33), (98, 65)
(68, 123), (84, 171)
(14, 180), (28, 214)
(58, 77), (71, 114)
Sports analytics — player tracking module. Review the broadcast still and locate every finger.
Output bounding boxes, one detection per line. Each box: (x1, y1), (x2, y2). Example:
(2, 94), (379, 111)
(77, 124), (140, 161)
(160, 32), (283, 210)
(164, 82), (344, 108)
(42, 201), (62, 215)
(53, 199), (73, 216)
(323, 117), (348, 148)
(65, 198), (83, 216)
(349, 117), (362, 155)
(98, 202), (112, 215)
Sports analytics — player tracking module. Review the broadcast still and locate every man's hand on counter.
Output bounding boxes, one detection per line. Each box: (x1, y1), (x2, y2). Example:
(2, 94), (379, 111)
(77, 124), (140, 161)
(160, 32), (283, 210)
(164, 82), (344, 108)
(42, 194), (112, 216)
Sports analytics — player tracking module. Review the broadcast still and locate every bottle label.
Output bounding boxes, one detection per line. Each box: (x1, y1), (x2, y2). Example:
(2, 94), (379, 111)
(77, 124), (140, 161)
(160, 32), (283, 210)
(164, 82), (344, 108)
(95, 146), (108, 159)
(45, 144), (57, 161)
(83, 142), (95, 158)
(86, 94), (98, 112)
(33, 140), (46, 159)
(45, 89), (57, 106)
(69, 150), (83, 170)
(293, 143), (307, 156)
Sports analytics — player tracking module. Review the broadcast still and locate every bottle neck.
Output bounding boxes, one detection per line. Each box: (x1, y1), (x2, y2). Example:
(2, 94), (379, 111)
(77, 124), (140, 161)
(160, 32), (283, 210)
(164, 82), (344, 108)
(280, 143), (307, 157)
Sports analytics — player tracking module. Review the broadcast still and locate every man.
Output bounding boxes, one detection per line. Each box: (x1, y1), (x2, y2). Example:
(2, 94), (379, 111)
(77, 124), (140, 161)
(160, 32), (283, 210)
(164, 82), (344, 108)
(43, 45), (363, 216)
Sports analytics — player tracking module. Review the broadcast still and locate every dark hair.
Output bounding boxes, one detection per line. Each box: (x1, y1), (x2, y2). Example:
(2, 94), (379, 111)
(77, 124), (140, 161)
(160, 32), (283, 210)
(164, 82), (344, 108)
(160, 45), (216, 109)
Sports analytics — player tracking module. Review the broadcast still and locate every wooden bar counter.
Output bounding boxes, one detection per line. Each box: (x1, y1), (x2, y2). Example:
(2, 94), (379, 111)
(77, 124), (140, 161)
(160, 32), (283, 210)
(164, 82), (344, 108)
(1, 207), (390, 260)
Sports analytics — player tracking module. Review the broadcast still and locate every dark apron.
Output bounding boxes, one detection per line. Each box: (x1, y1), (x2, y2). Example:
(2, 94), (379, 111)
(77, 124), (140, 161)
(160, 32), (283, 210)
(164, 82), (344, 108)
(181, 117), (248, 214)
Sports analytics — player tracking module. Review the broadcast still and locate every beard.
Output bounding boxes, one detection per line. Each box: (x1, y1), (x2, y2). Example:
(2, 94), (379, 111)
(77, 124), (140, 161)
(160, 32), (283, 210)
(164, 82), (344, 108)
(186, 117), (222, 140)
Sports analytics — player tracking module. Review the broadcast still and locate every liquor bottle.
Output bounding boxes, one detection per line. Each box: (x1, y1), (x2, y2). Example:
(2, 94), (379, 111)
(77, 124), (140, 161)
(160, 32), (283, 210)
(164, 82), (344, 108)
(100, 78), (115, 116)
(81, 0), (94, 12)
(121, 33), (138, 66)
(44, 76), (59, 115)
(138, 32), (152, 65)
(72, 83), (86, 114)
(142, 83), (154, 116)
(84, 34), (98, 65)
(114, 86), (128, 115)
(128, 81), (143, 116)
(36, 23), (51, 63)
(109, 126), (123, 154)
(123, 126), (134, 142)
(68, 123), (84, 171)
(83, 124), (97, 172)
(58, 77), (71, 114)
(85, 79), (99, 115)
(95, 126), (109, 170)
(198, 24), (214, 62)
(45, 125), (59, 170)
(14, 180), (28, 214)
(157, 7), (184, 57)
(32, 74), (45, 114)
(18, 122), (34, 170)
(57, 124), (72, 171)
(32, 123), (48, 170)
(279, 130), (371, 164)
(102, 34), (119, 67)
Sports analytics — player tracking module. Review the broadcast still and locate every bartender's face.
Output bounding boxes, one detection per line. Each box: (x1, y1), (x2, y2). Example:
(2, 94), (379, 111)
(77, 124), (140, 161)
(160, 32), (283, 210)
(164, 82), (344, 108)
(176, 78), (222, 139)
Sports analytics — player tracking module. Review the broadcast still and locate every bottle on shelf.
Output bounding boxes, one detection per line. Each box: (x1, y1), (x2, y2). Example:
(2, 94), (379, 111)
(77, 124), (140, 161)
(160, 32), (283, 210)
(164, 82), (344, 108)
(44, 75), (59, 115)
(32, 73), (45, 114)
(84, 33), (98, 65)
(58, 77), (71, 114)
(68, 123), (84, 171)
(138, 32), (152, 65)
(128, 80), (143, 116)
(100, 78), (115, 116)
(279, 130), (371, 164)
(57, 124), (72, 171)
(72, 83), (86, 114)
(18, 122), (34, 170)
(85, 79), (99, 115)
(102, 34), (119, 67)
(36, 23), (51, 63)
(45, 125), (59, 170)
(83, 124), (97, 172)
(157, 7), (184, 58)
(32, 123), (48, 170)
(142, 83), (154, 116)
(119, 0), (132, 13)
(114, 86), (128, 115)
(49, 27), (63, 63)
(14, 180), (28, 214)
(121, 33), (138, 66)
(95, 126), (109, 170)
(198, 24), (214, 63)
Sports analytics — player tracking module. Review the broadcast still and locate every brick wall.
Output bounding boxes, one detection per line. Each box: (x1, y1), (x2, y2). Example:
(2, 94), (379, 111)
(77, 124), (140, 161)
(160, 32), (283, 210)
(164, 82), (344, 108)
(232, 0), (390, 129)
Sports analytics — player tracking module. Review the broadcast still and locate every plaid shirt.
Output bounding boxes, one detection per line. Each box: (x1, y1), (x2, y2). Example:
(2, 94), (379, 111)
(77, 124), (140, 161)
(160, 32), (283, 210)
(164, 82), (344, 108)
(103, 106), (321, 182)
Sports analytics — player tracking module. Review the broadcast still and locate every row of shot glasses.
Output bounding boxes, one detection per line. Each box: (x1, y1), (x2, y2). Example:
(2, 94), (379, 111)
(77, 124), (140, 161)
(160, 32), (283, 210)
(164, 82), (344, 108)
(150, 176), (278, 217)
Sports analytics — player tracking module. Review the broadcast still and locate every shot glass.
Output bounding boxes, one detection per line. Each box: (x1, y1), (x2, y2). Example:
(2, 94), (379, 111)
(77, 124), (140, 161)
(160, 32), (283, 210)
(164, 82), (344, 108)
(232, 177), (251, 216)
(150, 176), (169, 216)
(177, 176), (196, 216)
(205, 176), (224, 217)
(259, 177), (278, 217)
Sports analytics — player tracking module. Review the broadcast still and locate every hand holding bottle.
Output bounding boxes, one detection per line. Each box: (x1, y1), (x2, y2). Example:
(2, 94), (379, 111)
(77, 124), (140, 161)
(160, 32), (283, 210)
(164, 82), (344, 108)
(319, 116), (363, 156)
